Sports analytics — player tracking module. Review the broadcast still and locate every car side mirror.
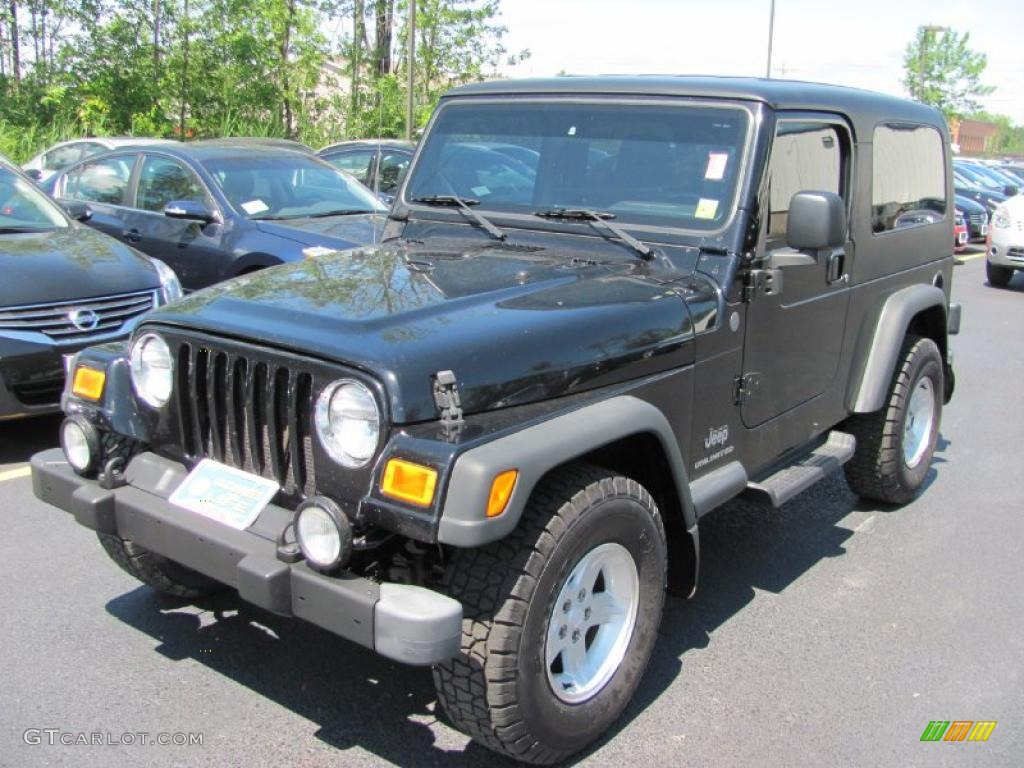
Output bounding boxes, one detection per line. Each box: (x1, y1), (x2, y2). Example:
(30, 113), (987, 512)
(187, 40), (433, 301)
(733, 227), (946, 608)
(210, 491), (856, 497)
(25, 168), (43, 182)
(62, 200), (93, 222)
(786, 190), (846, 251)
(164, 200), (219, 224)
(1003, 185), (1018, 197)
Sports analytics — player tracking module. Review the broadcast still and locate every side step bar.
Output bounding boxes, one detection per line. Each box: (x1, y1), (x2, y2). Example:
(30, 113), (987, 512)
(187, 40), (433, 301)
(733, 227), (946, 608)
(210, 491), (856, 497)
(743, 431), (856, 508)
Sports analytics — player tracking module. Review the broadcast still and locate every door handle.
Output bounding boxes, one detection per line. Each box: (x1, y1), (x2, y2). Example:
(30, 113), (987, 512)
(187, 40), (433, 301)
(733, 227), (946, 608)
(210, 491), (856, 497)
(124, 229), (141, 243)
(827, 250), (846, 284)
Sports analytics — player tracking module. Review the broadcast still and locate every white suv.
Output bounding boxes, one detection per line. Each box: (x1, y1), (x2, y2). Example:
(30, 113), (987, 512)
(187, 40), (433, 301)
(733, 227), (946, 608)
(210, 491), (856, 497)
(987, 194), (1024, 288)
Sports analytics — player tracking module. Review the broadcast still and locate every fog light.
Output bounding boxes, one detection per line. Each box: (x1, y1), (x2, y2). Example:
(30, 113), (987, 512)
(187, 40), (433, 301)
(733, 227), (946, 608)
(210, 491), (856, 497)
(295, 497), (353, 571)
(60, 416), (100, 476)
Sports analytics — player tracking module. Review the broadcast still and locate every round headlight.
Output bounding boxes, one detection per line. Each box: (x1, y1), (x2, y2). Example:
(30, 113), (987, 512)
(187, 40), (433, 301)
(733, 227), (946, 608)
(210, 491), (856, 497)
(60, 415), (100, 476)
(315, 379), (380, 467)
(295, 497), (353, 571)
(130, 332), (173, 408)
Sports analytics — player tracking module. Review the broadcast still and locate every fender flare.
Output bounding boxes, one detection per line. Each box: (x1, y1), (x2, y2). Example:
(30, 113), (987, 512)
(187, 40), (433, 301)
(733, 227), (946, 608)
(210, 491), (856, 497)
(437, 395), (696, 548)
(848, 284), (947, 413)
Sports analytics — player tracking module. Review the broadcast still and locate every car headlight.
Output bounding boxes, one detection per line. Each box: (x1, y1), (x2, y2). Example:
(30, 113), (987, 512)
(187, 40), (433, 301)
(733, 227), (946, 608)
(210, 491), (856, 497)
(992, 207), (1010, 229)
(151, 257), (183, 304)
(130, 332), (173, 408)
(315, 379), (380, 467)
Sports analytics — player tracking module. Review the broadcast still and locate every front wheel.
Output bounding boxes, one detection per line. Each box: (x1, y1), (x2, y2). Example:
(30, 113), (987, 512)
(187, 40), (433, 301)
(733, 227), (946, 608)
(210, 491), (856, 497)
(433, 464), (667, 765)
(844, 335), (943, 504)
(986, 261), (1014, 288)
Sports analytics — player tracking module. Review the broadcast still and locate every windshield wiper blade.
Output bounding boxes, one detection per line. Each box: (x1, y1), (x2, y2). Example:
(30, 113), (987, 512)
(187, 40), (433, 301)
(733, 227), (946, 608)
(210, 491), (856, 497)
(411, 194), (507, 242)
(0, 226), (50, 233)
(306, 208), (377, 218)
(533, 208), (653, 261)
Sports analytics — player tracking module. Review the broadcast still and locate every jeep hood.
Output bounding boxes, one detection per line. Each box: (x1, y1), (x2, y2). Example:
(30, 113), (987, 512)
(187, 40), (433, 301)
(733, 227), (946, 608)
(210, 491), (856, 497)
(142, 242), (700, 423)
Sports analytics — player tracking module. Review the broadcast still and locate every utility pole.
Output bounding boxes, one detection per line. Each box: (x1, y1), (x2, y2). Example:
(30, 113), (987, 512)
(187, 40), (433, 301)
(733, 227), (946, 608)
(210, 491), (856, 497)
(765, 0), (775, 78)
(405, 0), (416, 141)
(917, 24), (948, 103)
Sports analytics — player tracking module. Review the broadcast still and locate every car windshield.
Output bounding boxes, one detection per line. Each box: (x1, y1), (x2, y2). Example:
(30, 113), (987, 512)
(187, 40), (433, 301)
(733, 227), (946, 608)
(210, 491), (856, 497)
(0, 166), (68, 231)
(404, 100), (750, 231)
(202, 153), (387, 219)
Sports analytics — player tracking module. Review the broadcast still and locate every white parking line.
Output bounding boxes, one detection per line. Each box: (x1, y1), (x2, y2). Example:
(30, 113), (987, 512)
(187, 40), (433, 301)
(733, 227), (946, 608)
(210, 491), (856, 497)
(0, 466), (31, 482)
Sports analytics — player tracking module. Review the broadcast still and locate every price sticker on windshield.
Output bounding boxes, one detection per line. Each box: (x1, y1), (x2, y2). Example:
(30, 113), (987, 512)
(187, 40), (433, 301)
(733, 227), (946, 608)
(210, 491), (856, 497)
(705, 152), (729, 180)
(695, 198), (719, 220)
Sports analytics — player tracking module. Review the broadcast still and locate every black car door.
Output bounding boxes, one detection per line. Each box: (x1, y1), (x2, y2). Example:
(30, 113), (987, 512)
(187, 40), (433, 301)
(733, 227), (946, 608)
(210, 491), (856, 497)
(741, 117), (854, 428)
(57, 153), (138, 241)
(122, 153), (228, 291)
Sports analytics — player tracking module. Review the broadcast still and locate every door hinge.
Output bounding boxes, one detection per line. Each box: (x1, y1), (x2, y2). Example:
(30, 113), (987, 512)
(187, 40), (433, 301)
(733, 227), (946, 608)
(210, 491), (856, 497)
(734, 373), (761, 405)
(432, 370), (464, 435)
(743, 268), (782, 302)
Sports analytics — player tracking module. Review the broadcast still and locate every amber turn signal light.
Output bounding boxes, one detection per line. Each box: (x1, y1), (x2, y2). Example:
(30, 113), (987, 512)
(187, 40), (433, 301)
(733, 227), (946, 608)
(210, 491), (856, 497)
(71, 366), (106, 401)
(381, 459), (438, 507)
(487, 470), (518, 518)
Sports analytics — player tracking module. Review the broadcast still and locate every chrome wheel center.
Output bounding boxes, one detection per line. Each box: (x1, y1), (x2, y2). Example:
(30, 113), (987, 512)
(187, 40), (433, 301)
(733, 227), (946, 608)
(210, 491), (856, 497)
(545, 542), (639, 704)
(903, 376), (936, 469)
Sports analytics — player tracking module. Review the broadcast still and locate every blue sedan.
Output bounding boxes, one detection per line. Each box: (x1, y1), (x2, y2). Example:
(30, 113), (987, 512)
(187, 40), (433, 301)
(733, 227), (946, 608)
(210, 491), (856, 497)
(49, 140), (387, 291)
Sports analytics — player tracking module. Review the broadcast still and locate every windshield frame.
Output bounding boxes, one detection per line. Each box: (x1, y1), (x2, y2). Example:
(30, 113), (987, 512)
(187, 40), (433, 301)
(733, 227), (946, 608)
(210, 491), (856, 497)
(399, 95), (757, 239)
(0, 162), (71, 231)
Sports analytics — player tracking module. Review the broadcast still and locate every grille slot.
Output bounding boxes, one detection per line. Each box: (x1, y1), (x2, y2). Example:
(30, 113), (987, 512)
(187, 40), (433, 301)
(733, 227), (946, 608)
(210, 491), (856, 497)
(176, 341), (315, 497)
(0, 289), (156, 342)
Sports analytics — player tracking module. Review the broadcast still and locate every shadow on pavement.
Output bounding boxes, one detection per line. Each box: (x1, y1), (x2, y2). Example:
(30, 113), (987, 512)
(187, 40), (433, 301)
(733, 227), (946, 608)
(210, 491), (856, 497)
(104, 457), (944, 765)
(0, 414), (61, 466)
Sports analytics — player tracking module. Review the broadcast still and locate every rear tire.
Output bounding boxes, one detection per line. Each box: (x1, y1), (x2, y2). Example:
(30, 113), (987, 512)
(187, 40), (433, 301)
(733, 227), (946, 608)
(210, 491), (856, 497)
(433, 463), (667, 764)
(97, 533), (222, 599)
(844, 335), (943, 504)
(986, 261), (1014, 288)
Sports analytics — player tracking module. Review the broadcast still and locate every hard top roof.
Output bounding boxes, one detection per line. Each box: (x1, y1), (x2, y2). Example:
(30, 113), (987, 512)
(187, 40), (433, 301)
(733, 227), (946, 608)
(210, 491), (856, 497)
(444, 76), (946, 134)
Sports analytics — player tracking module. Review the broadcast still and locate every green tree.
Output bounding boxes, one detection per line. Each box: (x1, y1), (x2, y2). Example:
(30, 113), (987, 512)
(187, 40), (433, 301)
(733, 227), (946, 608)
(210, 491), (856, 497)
(903, 26), (994, 118)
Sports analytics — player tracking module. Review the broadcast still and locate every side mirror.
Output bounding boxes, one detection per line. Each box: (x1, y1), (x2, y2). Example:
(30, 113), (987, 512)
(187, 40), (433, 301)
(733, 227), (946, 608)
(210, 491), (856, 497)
(25, 168), (43, 182)
(164, 200), (219, 224)
(786, 190), (846, 251)
(1003, 185), (1018, 197)
(62, 200), (93, 222)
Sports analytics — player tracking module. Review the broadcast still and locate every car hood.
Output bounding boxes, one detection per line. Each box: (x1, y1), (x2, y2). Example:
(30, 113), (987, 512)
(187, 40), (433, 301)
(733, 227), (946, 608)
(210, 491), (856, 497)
(255, 213), (386, 250)
(142, 241), (701, 423)
(0, 225), (159, 307)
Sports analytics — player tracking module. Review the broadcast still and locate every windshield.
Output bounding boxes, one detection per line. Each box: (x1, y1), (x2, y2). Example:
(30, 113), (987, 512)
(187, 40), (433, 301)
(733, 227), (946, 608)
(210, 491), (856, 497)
(202, 153), (387, 219)
(0, 166), (68, 231)
(405, 100), (750, 231)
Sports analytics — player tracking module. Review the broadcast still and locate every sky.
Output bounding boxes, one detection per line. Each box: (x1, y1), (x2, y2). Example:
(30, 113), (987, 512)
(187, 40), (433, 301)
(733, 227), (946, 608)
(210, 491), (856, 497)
(495, 0), (1024, 124)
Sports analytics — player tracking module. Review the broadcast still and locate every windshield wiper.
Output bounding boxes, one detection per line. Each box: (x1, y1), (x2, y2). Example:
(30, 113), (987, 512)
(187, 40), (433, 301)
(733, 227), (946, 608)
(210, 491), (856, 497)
(0, 225), (50, 234)
(533, 208), (654, 261)
(306, 208), (377, 218)
(411, 194), (507, 242)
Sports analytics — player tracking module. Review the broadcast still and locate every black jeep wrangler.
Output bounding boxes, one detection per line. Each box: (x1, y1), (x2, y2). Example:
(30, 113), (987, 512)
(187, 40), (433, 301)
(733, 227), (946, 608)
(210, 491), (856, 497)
(32, 77), (960, 763)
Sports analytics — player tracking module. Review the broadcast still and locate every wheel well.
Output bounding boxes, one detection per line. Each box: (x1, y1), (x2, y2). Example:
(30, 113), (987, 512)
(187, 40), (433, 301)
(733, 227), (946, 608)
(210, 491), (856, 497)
(907, 304), (947, 362)
(538, 432), (697, 597)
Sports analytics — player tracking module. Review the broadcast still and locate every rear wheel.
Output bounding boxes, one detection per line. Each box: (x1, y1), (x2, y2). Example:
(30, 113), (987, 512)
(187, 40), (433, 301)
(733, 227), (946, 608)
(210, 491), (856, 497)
(97, 533), (222, 599)
(986, 261), (1014, 288)
(844, 335), (943, 504)
(433, 464), (667, 765)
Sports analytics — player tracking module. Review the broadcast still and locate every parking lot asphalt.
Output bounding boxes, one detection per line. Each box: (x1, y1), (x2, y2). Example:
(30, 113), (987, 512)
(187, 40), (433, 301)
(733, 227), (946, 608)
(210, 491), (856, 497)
(1, 252), (1021, 767)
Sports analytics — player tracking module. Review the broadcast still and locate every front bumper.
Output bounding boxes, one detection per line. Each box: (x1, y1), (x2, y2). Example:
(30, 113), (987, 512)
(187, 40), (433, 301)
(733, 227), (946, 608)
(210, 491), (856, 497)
(31, 448), (462, 666)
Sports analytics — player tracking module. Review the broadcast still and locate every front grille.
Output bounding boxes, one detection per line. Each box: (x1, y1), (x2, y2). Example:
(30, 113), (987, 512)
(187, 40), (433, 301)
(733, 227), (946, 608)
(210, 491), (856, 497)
(1008, 247), (1024, 262)
(0, 289), (157, 342)
(175, 341), (316, 498)
(969, 213), (986, 225)
(12, 378), (63, 406)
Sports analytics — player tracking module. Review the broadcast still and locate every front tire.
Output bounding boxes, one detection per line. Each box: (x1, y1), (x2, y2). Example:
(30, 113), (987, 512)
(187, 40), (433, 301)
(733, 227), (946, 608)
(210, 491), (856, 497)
(986, 261), (1014, 288)
(844, 335), (943, 504)
(97, 533), (222, 599)
(433, 464), (667, 764)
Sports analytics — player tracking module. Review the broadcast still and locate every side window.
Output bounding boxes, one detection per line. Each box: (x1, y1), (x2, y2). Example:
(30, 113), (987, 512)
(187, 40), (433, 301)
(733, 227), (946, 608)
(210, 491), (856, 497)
(378, 151), (411, 195)
(323, 150), (374, 185)
(872, 123), (946, 233)
(44, 144), (84, 172)
(135, 155), (206, 212)
(78, 142), (108, 162)
(63, 155), (135, 205)
(768, 121), (845, 243)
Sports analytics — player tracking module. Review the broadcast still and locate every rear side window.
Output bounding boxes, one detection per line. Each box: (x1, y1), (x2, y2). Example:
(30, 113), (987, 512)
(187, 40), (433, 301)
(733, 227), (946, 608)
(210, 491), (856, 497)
(63, 155), (135, 205)
(872, 124), (946, 233)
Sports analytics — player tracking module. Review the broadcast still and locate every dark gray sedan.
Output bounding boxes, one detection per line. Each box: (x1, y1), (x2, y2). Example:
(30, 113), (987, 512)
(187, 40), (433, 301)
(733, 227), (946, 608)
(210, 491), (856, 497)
(49, 141), (388, 291)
